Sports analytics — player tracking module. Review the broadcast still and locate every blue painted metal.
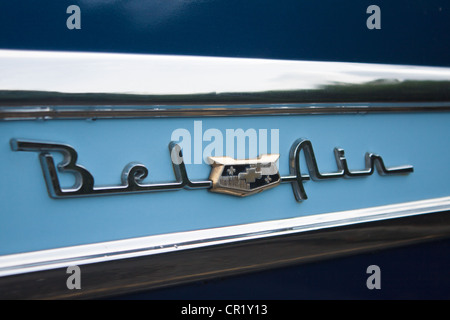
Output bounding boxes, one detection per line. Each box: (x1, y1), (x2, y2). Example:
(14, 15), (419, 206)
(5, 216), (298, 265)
(2, 112), (449, 254)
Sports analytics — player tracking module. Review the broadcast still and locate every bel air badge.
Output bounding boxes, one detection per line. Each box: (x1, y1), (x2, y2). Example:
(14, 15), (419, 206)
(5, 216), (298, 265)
(10, 138), (413, 202)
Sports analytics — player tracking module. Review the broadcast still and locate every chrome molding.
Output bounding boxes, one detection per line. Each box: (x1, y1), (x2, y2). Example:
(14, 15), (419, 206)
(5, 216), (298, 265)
(2, 103), (450, 120)
(1, 196), (449, 278)
(1, 196), (449, 299)
(1, 50), (450, 120)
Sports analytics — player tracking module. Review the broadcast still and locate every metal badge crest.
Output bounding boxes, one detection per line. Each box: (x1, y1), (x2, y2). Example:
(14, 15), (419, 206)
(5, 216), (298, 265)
(208, 154), (281, 197)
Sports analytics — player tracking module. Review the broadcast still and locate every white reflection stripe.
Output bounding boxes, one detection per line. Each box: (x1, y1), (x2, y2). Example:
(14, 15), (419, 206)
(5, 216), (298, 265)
(1, 49), (450, 95)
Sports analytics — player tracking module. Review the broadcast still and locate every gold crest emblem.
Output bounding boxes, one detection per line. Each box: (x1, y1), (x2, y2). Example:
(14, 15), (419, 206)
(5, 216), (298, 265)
(208, 154), (281, 197)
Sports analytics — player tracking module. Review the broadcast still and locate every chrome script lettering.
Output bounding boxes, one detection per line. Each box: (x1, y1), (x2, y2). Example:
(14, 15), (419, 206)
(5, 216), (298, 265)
(10, 138), (413, 201)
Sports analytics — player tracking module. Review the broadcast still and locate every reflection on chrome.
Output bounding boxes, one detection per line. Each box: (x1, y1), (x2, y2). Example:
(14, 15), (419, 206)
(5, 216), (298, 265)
(10, 138), (413, 201)
(0, 49), (450, 110)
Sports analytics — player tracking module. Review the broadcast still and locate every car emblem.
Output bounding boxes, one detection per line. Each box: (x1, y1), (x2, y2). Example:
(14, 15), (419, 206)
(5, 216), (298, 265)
(208, 154), (281, 197)
(10, 138), (413, 202)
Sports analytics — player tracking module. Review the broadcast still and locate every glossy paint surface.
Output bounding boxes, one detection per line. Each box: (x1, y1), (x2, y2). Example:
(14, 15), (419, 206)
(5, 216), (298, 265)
(1, 112), (450, 254)
(0, 1), (449, 67)
(113, 237), (450, 300)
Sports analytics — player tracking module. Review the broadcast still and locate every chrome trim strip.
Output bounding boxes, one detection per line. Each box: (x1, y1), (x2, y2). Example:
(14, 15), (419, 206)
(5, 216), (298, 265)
(1, 196), (450, 278)
(0, 50), (450, 118)
(2, 103), (450, 120)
